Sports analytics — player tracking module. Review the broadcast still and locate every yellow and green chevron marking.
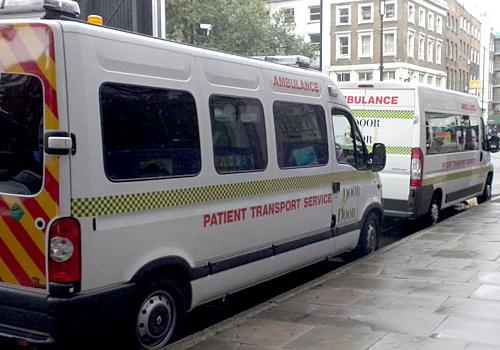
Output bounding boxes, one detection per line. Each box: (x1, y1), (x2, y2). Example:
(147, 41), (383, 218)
(367, 145), (412, 155)
(352, 109), (414, 120)
(71, 171), (377, 217)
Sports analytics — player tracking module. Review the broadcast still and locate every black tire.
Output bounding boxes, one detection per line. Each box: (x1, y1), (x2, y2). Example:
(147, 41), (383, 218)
(353, 212), (380, 258)
(129, 277), (187, 350)
(426, 194), (441, 226)
(477, 175), (493, 204)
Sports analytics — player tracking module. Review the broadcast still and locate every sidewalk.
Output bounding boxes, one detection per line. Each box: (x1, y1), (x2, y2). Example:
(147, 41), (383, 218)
(168, 200), (500, 350)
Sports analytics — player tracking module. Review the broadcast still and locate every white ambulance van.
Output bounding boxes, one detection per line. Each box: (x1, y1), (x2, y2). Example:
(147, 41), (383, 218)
(338, 82), (499, 224)
(0, 1), (386, 348)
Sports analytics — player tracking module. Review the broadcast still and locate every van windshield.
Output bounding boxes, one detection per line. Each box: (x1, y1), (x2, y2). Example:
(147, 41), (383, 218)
(0, 73), (44, 195)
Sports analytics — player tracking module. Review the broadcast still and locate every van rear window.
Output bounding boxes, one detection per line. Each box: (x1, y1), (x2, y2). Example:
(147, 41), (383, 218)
(100, 83), (201, 181)
(0, 73), (44, 196)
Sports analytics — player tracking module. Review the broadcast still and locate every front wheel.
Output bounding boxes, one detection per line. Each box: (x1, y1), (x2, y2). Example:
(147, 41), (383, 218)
(477, 176), (493, 204)
(353, 212), (380, 258)
(130, 277), (187, 350)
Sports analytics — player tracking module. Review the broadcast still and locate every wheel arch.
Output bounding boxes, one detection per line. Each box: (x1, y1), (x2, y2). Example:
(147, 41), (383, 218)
(130, 256), (193, 308)
(361, 202), (383, 226)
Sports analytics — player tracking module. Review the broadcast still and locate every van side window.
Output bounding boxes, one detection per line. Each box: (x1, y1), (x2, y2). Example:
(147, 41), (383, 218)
(100, 83), (201, 181)
(273, 101), (328, 168)
(427, 113), (460, 154)
(210, 95), (267, 173)
(331, 110), (369, 170)
(463, 116), (480, 151)
(427, 113), (481, 154)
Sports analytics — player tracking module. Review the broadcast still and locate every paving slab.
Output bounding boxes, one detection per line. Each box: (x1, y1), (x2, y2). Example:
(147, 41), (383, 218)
(167, 201), (500, 350)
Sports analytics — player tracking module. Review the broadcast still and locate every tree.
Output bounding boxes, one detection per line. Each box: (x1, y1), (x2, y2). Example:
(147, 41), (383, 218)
(165, 0), (315, 59)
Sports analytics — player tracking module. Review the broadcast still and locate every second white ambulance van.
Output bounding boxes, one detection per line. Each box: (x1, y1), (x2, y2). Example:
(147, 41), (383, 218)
(339, 82), (499, 224)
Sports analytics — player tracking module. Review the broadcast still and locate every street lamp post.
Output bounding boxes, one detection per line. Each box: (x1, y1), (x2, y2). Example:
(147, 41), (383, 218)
(379, 0), (385, 81)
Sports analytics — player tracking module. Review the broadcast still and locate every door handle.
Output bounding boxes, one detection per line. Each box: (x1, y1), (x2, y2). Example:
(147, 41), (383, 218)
(480, 151), (483, 162)
(332, 182), (341, 194)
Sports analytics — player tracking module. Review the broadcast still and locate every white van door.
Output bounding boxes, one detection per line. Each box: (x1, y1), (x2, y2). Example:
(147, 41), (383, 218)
(330, 106), (373, 250)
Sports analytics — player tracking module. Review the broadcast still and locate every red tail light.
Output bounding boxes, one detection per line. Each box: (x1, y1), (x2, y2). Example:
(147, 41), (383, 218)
(48, 217), (81, 284)
(410, 147), (424, 187)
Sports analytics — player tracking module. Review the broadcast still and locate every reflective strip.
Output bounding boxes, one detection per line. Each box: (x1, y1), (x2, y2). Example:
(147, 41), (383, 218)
(0, 23), (59, 289)
(72, 171), (376, 217)
(423, 166), (490, 186)
(352, 109), (414, 120)
(367, 145), (412, 155)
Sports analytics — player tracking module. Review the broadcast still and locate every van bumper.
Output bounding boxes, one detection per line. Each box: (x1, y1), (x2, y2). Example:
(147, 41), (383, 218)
(0, 283), (135, 345)
(383, 186), (434, 219)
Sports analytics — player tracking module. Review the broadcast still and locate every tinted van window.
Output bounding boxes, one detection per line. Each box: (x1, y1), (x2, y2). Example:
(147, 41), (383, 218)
(273, 101), (328, 168)
(210, 96), (267, 173)
(101, 83), (201, 181)
(0, 73), (44, 195)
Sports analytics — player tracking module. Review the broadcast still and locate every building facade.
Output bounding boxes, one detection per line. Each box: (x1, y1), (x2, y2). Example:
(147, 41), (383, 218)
(492, 34), (500, 122)
(444, 0), (481, 93)
(329, 0), (447, 86)
(267, 0), (325, 68)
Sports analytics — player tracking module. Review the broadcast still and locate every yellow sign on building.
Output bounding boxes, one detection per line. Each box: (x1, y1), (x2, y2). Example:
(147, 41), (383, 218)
(469, 80), (481, 89)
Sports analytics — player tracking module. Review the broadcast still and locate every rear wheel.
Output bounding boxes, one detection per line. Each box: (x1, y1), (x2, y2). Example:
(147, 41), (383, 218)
(353, 212), (380, 258)
(477, 175), (493, 204)
(426, 194), (441, 226)
(130, 277), (187, 350)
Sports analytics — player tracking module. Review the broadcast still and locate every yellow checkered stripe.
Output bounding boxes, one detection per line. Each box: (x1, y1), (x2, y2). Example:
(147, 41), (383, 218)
(72, 171), (375, 217)
(423, 166), (491, 186)
(352, 109), (414, 120)
(367, 145), (412, 155)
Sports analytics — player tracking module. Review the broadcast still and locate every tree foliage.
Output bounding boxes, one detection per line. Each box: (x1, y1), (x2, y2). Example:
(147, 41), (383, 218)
(165, 0), (316, 58)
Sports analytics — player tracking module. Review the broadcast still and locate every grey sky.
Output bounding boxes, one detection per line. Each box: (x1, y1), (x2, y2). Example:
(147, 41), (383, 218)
(461, 0), (499, 32)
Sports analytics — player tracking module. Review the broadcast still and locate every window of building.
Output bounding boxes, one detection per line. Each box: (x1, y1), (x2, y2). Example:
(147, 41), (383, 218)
(436, 77), (442, 87)
(358, 32), (373, 57)
(358, 71), (373, 81)
(273, 102), (328, 169)
(408, 2), (415, 23)
(337, 6), (351, 25)
(0, 73), (44, 195)
(210, 95), (267, 174)
(384, 1), (396, 20)
(419, 36), (425, 60)
(282, 8), (295, 24)
(418, 73), (425, 82)
(436, 16), (442, 34)
(309, 6), (321, 22)
(408, 31), (415, 57)
(383, 31), (396, 56)
(358, 3), (373, 23)
(427, 75), (434, 85)
(336, 34), (350, 59)
(331, 110), (369, 170)
(383, 70), (396, 80)
(427, 38), (434, 62)
(419, 8), (425, 27)
(309, 33), (321, 50)
(337, 72), (351, 82)
(436, 41), (442, 64)
(100, 83), (201, 181)
(428, 12), (434, 31)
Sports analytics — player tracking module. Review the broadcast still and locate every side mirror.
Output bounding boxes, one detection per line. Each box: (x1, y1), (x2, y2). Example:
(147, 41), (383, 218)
(371, 143), (386, 172)
(490, 136), (500, 153)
